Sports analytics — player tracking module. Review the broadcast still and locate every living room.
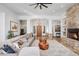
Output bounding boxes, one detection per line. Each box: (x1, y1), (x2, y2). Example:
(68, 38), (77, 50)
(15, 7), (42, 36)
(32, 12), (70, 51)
(0, 3), (79, 56)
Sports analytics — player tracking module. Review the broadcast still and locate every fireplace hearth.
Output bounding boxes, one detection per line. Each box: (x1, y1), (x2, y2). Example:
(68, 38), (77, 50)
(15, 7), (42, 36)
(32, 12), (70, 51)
(67, 28), (79, 40)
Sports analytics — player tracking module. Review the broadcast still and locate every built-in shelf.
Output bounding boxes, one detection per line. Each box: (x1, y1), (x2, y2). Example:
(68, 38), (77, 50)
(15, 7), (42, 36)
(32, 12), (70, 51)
(54, 22), (61, 37)
(53, 20), (67, 38)
(61, 19), (67, 38)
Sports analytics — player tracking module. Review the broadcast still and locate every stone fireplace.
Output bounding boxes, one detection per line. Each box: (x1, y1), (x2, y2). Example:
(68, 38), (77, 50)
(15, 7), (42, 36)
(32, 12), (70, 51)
(67, 28), (79, 40)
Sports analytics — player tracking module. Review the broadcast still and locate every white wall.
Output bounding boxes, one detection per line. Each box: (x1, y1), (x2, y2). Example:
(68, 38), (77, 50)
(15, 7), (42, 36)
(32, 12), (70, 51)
(0, 13), (5, 44)
(0, 5), (20, 41)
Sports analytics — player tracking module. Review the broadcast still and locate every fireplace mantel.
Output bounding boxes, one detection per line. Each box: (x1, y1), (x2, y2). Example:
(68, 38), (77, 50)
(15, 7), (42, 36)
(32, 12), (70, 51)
(68, 28), (79, 32)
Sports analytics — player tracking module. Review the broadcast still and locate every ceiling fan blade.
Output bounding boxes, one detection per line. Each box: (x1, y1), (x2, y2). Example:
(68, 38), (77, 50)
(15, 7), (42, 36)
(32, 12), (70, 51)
(35, 4), (39, 8)
(29, 3), (37, 6)
(41, 4), (48, 8)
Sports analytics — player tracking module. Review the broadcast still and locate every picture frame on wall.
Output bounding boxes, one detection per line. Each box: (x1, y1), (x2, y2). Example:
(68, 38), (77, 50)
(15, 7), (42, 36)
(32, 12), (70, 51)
(10, 21), (18, 32)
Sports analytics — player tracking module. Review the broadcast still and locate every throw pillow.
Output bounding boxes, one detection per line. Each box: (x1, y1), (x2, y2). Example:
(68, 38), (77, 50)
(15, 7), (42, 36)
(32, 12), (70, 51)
(2, 45), (15, 53)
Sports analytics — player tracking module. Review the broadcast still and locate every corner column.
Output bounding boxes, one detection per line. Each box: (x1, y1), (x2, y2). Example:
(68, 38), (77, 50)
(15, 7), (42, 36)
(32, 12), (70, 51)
(48, 20), (52, 39)
(27, 20), (31, 34)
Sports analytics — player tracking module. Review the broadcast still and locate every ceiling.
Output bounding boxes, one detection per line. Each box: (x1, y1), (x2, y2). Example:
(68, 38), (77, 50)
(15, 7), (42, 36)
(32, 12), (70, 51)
(1, 3), (75, 16)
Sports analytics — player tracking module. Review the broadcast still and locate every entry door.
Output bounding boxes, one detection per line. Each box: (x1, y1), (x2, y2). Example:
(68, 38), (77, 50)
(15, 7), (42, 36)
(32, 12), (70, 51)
(37, 25), (42, 37)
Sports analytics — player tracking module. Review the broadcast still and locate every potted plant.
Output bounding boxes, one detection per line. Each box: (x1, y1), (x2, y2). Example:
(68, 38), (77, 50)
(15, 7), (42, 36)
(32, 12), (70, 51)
(7, 31), (14, 39)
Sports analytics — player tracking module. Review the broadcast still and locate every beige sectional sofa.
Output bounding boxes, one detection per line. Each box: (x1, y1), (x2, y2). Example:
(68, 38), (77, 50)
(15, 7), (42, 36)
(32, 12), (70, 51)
(0, 34), (35, 56)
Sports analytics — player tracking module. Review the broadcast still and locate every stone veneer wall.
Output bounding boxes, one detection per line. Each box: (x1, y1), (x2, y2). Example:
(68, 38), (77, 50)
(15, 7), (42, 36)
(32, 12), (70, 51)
(66, 4), (79, 28)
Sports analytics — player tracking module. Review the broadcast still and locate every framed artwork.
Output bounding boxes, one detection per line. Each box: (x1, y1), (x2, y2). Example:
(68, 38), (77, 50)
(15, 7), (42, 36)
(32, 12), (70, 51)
(10, 21), (18, 32)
